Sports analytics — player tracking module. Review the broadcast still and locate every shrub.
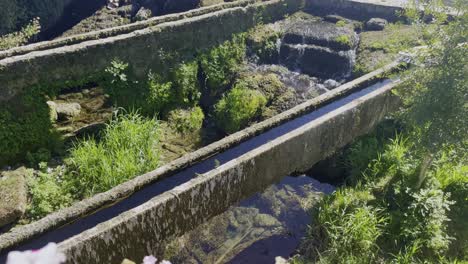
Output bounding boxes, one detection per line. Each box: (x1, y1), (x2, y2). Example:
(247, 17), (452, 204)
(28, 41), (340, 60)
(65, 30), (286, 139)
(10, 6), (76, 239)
(146, 71), (174, 115)
(27, 164), (72, 220)
(171, 62), (200, 107)
(0, 87), (60, 167)
(214, 85), (267, 134)
(66, 112), (160, 198)
(102, 60), (200, 117)
(167, 107), (205, 135)
(200, 34), (246, 93)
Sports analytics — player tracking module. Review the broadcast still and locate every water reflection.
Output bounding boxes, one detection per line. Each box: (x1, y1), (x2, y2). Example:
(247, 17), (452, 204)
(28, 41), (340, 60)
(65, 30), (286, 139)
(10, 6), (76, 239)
(166, 176), (335, 264)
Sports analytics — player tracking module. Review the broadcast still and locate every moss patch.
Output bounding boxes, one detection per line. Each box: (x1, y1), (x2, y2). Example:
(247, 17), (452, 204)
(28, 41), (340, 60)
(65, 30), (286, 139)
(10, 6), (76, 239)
(354, 24), (421, 77)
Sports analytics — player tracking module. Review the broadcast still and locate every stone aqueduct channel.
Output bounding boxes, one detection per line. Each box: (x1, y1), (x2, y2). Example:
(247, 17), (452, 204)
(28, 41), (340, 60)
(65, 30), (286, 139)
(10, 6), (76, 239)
(0, 0), (408, 263)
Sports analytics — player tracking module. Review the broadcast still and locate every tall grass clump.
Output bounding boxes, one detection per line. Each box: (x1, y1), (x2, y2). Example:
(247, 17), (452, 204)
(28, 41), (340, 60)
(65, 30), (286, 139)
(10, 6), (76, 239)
(66, 112), (160, 198)
(306, 188), (385, 263)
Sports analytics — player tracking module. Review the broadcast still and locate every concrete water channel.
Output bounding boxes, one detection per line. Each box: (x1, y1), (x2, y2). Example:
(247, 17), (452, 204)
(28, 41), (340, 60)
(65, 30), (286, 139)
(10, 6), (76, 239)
(0, 63), (401, 262)
(0, 0), (414, 262)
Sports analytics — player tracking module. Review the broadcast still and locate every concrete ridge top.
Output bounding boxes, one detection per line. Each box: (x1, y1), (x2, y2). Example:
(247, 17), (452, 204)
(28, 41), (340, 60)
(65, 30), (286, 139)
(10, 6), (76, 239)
(0, 0), (261, 60)
(0, 60), (402, 253)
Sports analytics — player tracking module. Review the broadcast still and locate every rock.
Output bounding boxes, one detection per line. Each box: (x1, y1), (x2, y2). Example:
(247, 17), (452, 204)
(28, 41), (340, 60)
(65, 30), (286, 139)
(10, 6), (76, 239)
(324, 79), (340, 89)
(280, 44), (355, 79)
(280, 20), (358, 79)
(366, 18), (388, 31)
(55, 102), (81, 121)
(324, 14), (347, 23)
(47, 101), (58, 122)
(282, 20), (359, 51)
(275, 256), (289, 264)
(121, 259), (136, 264)
(0, 167), (31, 227)
(135, 7), (152, 21)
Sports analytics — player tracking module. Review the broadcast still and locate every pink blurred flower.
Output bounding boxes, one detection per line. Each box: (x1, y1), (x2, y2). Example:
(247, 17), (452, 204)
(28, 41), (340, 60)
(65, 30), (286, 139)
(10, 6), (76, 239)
(142, 255), (157, 264)
(6, 243), (66, 264)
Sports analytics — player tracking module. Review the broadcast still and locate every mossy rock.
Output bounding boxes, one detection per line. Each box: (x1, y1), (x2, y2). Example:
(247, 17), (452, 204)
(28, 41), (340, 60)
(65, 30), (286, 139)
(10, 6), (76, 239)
(354, 24), (420, 76)
(0, 167), (32, 227)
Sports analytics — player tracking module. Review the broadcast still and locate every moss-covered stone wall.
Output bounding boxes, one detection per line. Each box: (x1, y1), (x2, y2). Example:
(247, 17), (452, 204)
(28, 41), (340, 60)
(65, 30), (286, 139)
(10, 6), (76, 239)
(0, 0), (302, 167)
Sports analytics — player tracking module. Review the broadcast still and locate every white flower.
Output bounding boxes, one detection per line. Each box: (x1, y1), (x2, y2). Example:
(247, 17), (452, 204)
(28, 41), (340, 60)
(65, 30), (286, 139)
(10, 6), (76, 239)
(159, 261), (172, 264)
(7, 243), (66, 264)
(142, 255), (157, 264)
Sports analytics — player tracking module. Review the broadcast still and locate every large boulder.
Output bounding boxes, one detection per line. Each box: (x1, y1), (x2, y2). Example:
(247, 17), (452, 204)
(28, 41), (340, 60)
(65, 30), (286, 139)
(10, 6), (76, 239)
(53, 102), (82, 121)
(366, 18), (388, 31)
(280, 20), (359, 79)
(0, 167), (31, 227)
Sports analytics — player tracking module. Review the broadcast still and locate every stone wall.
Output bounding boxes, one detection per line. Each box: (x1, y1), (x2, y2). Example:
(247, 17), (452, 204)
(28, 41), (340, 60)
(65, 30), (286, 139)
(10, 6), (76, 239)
(0, 0), (302, 103)
(57, 79), (401, 263)
(305, 0), (404, 21)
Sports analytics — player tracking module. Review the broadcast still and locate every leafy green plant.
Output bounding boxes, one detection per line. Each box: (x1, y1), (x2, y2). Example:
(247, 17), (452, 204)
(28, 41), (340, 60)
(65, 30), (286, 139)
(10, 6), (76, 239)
(27, 164), (72, 220)
(200, 34), (246, 93)
(167, 107), (205, 135)
(66, 112), (160, 198)
(214, 85), (267, 134)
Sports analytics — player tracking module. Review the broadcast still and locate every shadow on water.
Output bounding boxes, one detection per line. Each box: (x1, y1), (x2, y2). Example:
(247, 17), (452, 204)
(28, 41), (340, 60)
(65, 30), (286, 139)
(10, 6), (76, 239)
(40, 0), (106, 40)
(0, 79), (391, 262)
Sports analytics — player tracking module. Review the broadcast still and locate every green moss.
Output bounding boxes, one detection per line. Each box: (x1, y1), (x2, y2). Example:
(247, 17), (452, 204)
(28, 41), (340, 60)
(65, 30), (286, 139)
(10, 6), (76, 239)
(214, 85), (267, 134)
(335, 35), (352, 48)
(247, 25), (282, 64)
(336, 20), (347, 27)
(354, 24), (421, 76)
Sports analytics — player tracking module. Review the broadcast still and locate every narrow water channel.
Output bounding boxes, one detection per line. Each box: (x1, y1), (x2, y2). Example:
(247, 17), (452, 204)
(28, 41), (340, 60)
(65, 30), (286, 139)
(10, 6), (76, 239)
(165, 175), (335, 264)
(0, 79), (393, 261)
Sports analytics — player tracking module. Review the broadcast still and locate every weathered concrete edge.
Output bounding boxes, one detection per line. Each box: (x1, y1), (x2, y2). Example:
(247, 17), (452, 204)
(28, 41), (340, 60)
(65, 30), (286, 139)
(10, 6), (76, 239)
(58, 80), (401, 263)
(0, 0), (301, 103)
(0, 0), (260, 60)
(305, 0), (404, 21)
(0, 61), (401, 252)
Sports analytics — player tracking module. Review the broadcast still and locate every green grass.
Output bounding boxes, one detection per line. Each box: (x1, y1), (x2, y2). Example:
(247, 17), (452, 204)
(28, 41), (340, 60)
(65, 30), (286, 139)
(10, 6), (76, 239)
(66, 112), (160, 198)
